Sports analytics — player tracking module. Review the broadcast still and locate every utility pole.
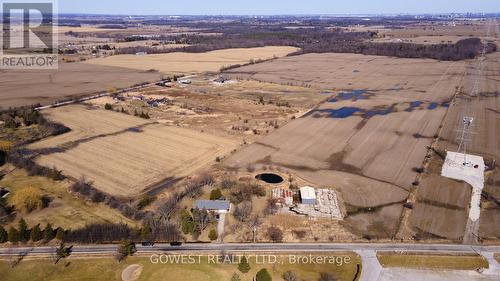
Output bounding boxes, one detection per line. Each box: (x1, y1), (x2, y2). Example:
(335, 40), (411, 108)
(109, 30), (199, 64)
(252, 225), (257, 243)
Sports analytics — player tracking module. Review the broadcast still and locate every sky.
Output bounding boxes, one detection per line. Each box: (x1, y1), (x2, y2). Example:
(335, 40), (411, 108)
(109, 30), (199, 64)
(59, 0), (500, 15)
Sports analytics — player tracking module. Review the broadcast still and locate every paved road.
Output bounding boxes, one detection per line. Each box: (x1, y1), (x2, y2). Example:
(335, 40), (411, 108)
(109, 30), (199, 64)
(34, 75), (200, 111)
(1, 242), (499, 256)
(34, 81), (159, 111)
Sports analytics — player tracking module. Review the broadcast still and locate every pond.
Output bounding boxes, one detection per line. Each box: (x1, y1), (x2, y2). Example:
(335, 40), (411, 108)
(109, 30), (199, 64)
(255, 173), (284, 184)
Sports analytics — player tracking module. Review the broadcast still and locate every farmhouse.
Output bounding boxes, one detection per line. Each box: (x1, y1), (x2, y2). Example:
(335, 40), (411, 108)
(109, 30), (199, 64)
(195, 200), (231, 214)
(272, 188), (294, 206)
(300, 186), (317, 205)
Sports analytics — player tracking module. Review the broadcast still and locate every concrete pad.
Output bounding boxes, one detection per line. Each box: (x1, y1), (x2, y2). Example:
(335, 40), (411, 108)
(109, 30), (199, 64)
(379, 268), (496, 281)
(356, 250), (382, 281)
(481, 252), (500, 276)
(441, 151), (485, 221)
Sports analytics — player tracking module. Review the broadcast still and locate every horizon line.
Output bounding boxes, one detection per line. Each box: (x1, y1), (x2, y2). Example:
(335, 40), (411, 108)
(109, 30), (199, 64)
(57, 12), (500, 17)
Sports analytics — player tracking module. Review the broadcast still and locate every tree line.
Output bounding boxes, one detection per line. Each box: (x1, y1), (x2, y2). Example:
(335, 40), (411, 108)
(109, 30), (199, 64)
(70, 177), (146, 221)
(115, 28), (497, 61)
(1, 107), (69, 134)
(0, 220), (181, 244)
(0, 219), (63, 244)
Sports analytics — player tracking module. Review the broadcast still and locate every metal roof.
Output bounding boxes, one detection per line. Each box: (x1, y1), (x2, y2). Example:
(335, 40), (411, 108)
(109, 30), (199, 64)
(300, 186), (316, 200)
(195, 200), (230, 210)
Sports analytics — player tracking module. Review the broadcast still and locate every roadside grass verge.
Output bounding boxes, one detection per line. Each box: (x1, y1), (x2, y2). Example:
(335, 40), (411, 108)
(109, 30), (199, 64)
(0, 253), (360, 281)
(377, 252), (489, 270)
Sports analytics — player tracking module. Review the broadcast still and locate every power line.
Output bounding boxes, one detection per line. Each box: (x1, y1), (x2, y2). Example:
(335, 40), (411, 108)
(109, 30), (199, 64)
(454, 19), (492, 165)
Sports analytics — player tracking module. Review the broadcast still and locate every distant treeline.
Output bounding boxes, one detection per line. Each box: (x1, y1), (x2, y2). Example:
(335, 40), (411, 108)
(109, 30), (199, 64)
(115, 28), (372, 54)
(115, 28), (496, 61)
(330, 37), (497, 61)
(98, 24), (128, 29)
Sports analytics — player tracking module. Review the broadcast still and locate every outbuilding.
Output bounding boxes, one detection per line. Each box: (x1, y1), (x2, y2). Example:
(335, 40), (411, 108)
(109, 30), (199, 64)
(272, 188), (294, 206)
(300, 186), (316, 205)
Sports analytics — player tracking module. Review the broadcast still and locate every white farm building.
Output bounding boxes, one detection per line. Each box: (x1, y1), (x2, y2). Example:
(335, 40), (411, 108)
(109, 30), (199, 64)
(300, 186), (317, 205)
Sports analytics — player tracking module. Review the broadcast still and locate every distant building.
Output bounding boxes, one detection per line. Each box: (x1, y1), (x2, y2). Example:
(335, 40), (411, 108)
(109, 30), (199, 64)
(300, 186), (316, 205)
(113, 94), (125, 101)
(135, 52), (148, 55)
(272, 188), (294, 206)
(156, 81), (173, 87)
(178, 79), (191, 85)
(195, 200), (231, 214)
(147, 101), (159, 107)
(214, 76), (229, 84)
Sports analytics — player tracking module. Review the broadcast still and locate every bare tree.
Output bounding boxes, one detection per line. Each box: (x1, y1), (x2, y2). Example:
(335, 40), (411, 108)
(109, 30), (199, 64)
(234, 201), (252, 222)
(318, 273), (337, 281)
(283, 270), (299, 281)
(264, 198), (279, 215)
(158, 193), (181, 220)
(267, 226), (283, 243)
(192, 208), (210, 231)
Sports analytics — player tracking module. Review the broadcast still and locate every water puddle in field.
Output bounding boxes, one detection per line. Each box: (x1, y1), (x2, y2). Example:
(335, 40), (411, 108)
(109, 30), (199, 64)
(329, 90), (373, 102)
(428, 102), (439, 110)
(306, 107), (361, 118)
(127, 127), (143, 133)
(405, 101), (423, 112)
(305, 99), (446, 120)
(363, 106), (395, 118)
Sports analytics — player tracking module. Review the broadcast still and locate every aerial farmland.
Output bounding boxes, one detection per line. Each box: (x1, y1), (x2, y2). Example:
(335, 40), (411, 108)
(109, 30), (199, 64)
(0, 13), (498, 257)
